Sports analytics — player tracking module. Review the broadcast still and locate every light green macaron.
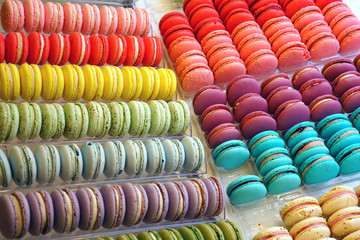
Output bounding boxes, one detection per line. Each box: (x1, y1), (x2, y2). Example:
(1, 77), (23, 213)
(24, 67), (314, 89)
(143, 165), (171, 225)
(159, 228), (184, 240)
(197, 223), (225, 240)
(63, 103), (89, 139)
(17, 102), (42, 141)
(108, 102), (131, 137)
(40, 103), (65, 140)
(116, 234), (138, 240)
(216, 220), (243, 240)
(86, 102), (111, 138)
(0, 102), (19, 142)
(137, 230), (162, 240)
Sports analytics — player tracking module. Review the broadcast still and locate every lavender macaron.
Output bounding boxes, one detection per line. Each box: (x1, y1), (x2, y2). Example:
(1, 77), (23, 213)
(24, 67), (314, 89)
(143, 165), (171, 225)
(143, 182), (169, 223)
(202, 177), (225, 217)
(183, 178), (209, 219)
(163, 181), (189, 221)
(100, 184), (125, 229)
(121, 183), (148, 227)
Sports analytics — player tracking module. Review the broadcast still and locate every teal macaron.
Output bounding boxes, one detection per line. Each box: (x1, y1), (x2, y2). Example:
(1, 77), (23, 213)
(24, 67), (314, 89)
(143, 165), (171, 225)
(284, 121), (318, 149)
(248, 131), (285, 158)
(212, 140), (250, 170)
(181, 136), (205, 172)
(178, 226), (204, 240)
(8, 145), (37, 186)
(161, 139), (185, 172)
(34, 145), (60, 184)
(291, 137), (330, 167)
(264, 165), (301, 195)
(350, 107), (360, 131)
(316, 114), (352, 139)
(159, 228), (184, 240)
(0, 102), (19, 142)
(326, 127), (360, 157)
(137, 230), (162, 240)
(226, 175), (267, 205)
(0, 149), (12, 187)
(58, 144), (83, 182)
(102, 141), (125, 178)
(197, 223), (225, 240)
(81, 142), (105, 180)
(108, 102), (131, 137)
(255, 147), (293, 176)
(299, 153), (339, 185)
(335, 143), (360, 175)
(144, 138), (165, 175)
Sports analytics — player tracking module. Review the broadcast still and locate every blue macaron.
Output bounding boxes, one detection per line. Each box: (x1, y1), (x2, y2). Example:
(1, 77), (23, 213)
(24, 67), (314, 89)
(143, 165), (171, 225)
(335, 143), (360, 175)
(248, 131), (285, 158)
(291, 137), (330, 167)
(226, 175), (267, 205)
(255, 147), (293, 176)
(316, 114), (352, 139)
(263, 165), (301, 195)
(299, 153), (339, 185)
(283, 121), (318, 149)
(350, 107), (360, 131)
(326, 127), (360, 158)
(212, 140), (250, 170)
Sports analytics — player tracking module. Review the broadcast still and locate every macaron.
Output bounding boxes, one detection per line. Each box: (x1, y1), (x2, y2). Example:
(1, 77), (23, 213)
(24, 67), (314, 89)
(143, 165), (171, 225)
(341, 86), (360, 113)
(143, 182), (169, 223)
(245, 49), (278, 79)
(0, 102), (19, 142)
(319, 186), (358, 216)
(34, 144), (60, 184)
(255, 147), (293, 176)
(181, 136), (205, 172)
(187, 3), (219, 29)
(63, 103), (89, 139)
(138, 231), (162, 240)
(284, 121), (318, 149)
(23, 0), (44, 33)
(100, 184), (125, 229)
(280, 197), (322, 228)
(81, 142), (105, 181)
(62, 2), (82, 34)
(224, 8), (255, 34)
(289, 217), (330, 240)
(317, 114), (352, 139)
(0, 149), (11, 187)
(88, 34), (109, 66)
(306, 32), (340, 60)
(206, 42), (240, 70)
(200, 104), (233, 132)
(299, 153), (339, 185)
(197, 223), (225, 240)
(231, 21), (263, 48)
(27, 32), (50, 65)
(143, 36), (162, 67)
(344, 230), (360, 240)
(327, 206), (360, 238)
(182, 179), (208, 219)
(19, 63), (41, 101)
(291, 137), (329, 166)
(134, 8), (151, 37)
(81, 4), (100, 35)
(290, 6), (324, 31)
(227, 175), (267, 205)
(322, 2), (351, 24)
(300, 20), (332, 44)
(128, 101), (151, 137)
(117, 234), (138, 240)
(163, 24), (195, 49)
(254, 227), (292, 240)
(44, 2), (64, 34)
(269, 27), (302, 54)
(0, 191), (30, 238)
(99, 6), (118, 36)
(332, 71), (360, 97)
(40, 103), (65, 140)
(148, 100), (171, 136)
(292, 65), (323, 89)
(193, 85), (226, 115)
(202, 177), (224, 217)
(208, 123), (241, 149)
(261, 73), (293, 98)
(121, 183), (148, 227)
(40, 64), (64, 101)
(5, 32), (28, 65)
(118, 8), (137, 36)
(62, 64), (85, 101)
(82, 65), (104, 101)
(262, 16), (294, 39)
(276, 42), (310, 72)
(300, 79), (333, 105)
(216, 220), (243, 240)
(123, 140), (147, 176)
(354, 53), (360, 72)
(124, 36), (144, 66)
(143, 139), (165, 175)
(162, 139), (185, 173)
(51, 188), (80, 233)
(233, 93), (268, 123)
(350, 107), (360, 131)
(322, 57), (357, 82)
(1, 0), (24, 32)
(86, 101), (111, 138)
(237, 33), (272, 61)
(249, 131), (285, 158)
(159, 11), (189, 36)
(326, 127), (360, 157)
(175, 50), (207, 77)
(17, 102), (42, 141)
(168, 100), (190, 135)
(180, 62), (214, 94)
(253, 3), (286, 27)
(337, 25), (360, 55)
(226, 75), (261, 107)
(0, 33), (5, 63)
(69, 32), (90, 66)
(202, 30), (233, 54)
(213, 57), (246, 87)
(212, 140), (250, 170)
(58, 144), (83, 182)
(178, 226), (204, 240)
(309, 95), (342, 122)
(102, 141), (125, 178)
(0, 63), (20, 101)
(163, 181), (189, 221)
(48, 33), (70, 65)
(240, 111), (277, 140)
(330, 12), (360, 38)
(26, 190), (54, 236)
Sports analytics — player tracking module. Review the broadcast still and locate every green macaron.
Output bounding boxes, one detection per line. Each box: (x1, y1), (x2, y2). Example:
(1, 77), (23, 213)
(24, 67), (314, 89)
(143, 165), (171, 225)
(178, 226), (204, 240)
(86, 102), (111, 138)
(63, 103), (89, 139)
(116, 234), (138, 240)
(17, 102), (42, 140)
(108, 102), (131, 137)
(137, 230), (162, 240)
(40, 103), (65, 140)
(168, 101), (185, 135)
(148, 100), (166, 135)
(159, 228), (184, 240)
(197, 223), (225, 240)
(0, 102), (19, 142)
(216, 220), (243, 240)
(129, 101), (146, 136)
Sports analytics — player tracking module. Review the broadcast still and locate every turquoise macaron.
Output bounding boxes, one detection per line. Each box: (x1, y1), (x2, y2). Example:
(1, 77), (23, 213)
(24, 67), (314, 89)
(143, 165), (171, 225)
(248, 131), (285, 158)
(335, 143), (360, 175)
(291, 137), (330, 167)
(0, 149), (12, 187)
(8, 145), (37, 186)
(316, 114), (352, 139)
(326, 127), (360, 157)
(212, 140), (250, 170)
(226, 175), (267, 205)
(0, 102), (19, 142)
(34, 145), (60, 184)
(299, 153), (339, 185)
(181, 136), (205, 172)
(80, 142), (105, 180)
(58, 144), (83, 182)
(350, 107), (360, 131)
(255, 147), (293, 176)
(264, 165), (301, 195)
(102, 141), (125, 178)
(284, 121), (318, 149)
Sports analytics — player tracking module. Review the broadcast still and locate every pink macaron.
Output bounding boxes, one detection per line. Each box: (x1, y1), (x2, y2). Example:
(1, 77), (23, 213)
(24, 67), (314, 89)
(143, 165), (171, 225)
(213, 56), (247, 87)
(276, 41), (310, 72)
(237, 33), (272, 61)
(291, 6), (324, 32)
(133, 8), (151, 37)
(175, 50), (208, 76)
(207, 123), (241, 149)
(44, 2), (64, 34)
(266, 86), (303, 113)
(201, 30), (233, 55)
(1, 0), (25, 32)
(329, 12), (360, 38)
(269, 27), (302, 54)
(337, 25), (360, 55)
(81, 4), (100, 35)
(310, 95), (342, 121)
(206, 43), (240, 70)
(341, 86), (360, 113)
(23, 0), (44, 33)
(99, 6), (118, 36)
(231, 21), (263, 48)
(322, 2), (351, 25)
(62, 2), (82, 34)
(233, 93), (268, 122)
(261, 16), (294, 39)
(245, 49), (278, 79)
(306, 32), (340, 60)
(261, 73), (293, 98)
(275, 100), (311, 130)
(299, 79), (333, 105)
(200, 104), (233, 133)
(226, 75), (261, 106)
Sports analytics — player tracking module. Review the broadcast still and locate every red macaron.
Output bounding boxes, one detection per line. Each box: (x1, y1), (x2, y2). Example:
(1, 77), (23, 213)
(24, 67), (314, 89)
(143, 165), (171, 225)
(194, 17), (225, 42)
(106, 34), (127, 66)
(88, 34), (109, 66)
(224, 8), (255, 35)
(27, 32), (50, 65)
(5, 31), (28, 65)
(163, 24), (195, 49)
(69, 32), (90, 66)
(48, 33), (70, 66)
(143, 36), (162, 67)
(159, 12), (190, 36)
(0, 33), (4, 63)
(124, 36), (144, 66)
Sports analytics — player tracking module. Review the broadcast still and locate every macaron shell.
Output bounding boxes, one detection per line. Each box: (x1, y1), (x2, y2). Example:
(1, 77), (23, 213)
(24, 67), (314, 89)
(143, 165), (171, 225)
(1, 0), (25, 32)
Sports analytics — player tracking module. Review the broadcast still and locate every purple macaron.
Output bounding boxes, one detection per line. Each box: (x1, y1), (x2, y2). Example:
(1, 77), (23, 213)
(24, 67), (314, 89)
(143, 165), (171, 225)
(202, 177), (225, 217)
(310, 95), (342, 122)
(322, 57), (356, 82)
(182, 178), (209, 219)
(261, 73), (293, 98)
(200, 104), (233, 132)
(26, 190), (54, 235)
(332, 71), (360, 97)
(226, 74), (261, 106)
(193, 85), (227, 115)
(100, 184), (126, 229)
(51, 188), (80, 233)
(341, 86), (360, 113)
(163, 181), (189, 221)
(121, 183), (148, 227)
(143, 182), (169, 223)
(0, 191), (30, 238)
(240, 111), (277, 139)
(266, 86), (302, 113)
(233, 93), (268, 122)
(299, 78), (333, 105)
(274, 100), (311, 131)
(292, 65), (323, 89)
(207, 123), (241, 149)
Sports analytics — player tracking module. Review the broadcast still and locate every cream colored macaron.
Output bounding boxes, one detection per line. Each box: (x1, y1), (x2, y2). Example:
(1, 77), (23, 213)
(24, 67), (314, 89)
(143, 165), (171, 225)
(319, 186), (358, 216)
(253, 227), (292, 240)
(289, 217), (330, 240)
(328, 206), (360, 238)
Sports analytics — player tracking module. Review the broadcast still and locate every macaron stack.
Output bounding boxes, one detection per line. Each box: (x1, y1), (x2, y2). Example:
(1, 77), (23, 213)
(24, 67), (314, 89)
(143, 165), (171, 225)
(0, 177), (225, 238)
(1, 0), (151, 36)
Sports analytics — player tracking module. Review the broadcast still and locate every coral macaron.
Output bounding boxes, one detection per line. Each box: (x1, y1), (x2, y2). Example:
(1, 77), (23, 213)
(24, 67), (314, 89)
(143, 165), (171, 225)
(99, 6), (118, 36)
(62, 2), (82, 34)
(23, 0), (44, 33)
(48, 33), (70, 66)
(1, 0), (24, 32)
(69, 32), (90, 66)
(81, 4), (100, 35)
(5, 32), (28, 65)
(27, 32), (50, 65)
(124, 36), (144, 66)
(88, 34), (109, 66)
(44, 2), (64, 34)
(106, 34), (127, 66)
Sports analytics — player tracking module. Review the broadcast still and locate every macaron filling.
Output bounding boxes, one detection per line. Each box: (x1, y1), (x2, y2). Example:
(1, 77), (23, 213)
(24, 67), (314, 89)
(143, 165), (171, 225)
(251, 135), (277, 150)
(15, 32), (23, 63)
(37, 34), (45, 64)
(76, 34), (86, 65)
(85, 188), (98, 230)
(112, 185), (123, 227)
(268, 170), (296, 183)
(328, 212), (360, 228)
(58, 34), (65, 65)
(71, 4), (78, 31)
(133, 185), (144, 223)
(132, 37), (139, 66)
(153, 184), (165, 222)
(311, 98), (333, 112)
(174, 182), (185, 220)
(6, 64), (14, 99)
(301, 156), (331, 176)
(114, 37), (123, 65)
(291, 222), (327, 239)
(10, 194), (23, 237)
(321, 191), (357, 206)
(34, 191), (47, 230)
(150, 38), (157, 66)
(61, 190), (74, 233)
(282, 203), (319, 219)
(33, 0), (41, 31)
(294, 141), (325, 156)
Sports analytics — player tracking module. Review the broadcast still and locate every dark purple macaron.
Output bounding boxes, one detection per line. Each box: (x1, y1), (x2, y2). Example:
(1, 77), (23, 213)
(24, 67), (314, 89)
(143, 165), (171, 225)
(26, 190), (54, 235)
(0, 191), (30, 239)
(233, 93), (268, 122)
(274, 100), (310, 131)
(200, 104), (233, 132)
(100, 184), (125, 229)
(261, 73), (292, 98)
(292, 65), (323, 89)
(193, 85), (227, 115)
(299, 78), (333, 105)
(240, 111), (277, 139)
(322, 57), (356, 82)
(163, 181), (189, 221)
(226, 74), (261, 106)
(332, 71), (360, 97)
(121, 183), (148, 227)
(143, 182), (169, 224)
(310, 95), (342, 122)
(266, 86), (302, 113)
(76, 187), (105, 231)
(182, 178), (209, 219)
(202, 177), (224, 217)
(51, 188), (80, 233)
(341, 86), (360, 113)
(207, 123), (241, 149)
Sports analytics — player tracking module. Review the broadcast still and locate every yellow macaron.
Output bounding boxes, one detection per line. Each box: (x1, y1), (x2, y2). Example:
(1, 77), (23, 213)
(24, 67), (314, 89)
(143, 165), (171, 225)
(166, 69), (177, 101)
(102, 66), (123, 101)
(0, 63), (20, 101)
(148, 67), (160, 101)
(130, 66), (143, 100)
(138, 67), (154, 101)
(19, 63), (42, 101)
(82, 65), (104, 101)
(40, 64), (64, 101)
(156, 68), (170, 100)
(62, 64), (85, 101)
(121, 66), (136, 101)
